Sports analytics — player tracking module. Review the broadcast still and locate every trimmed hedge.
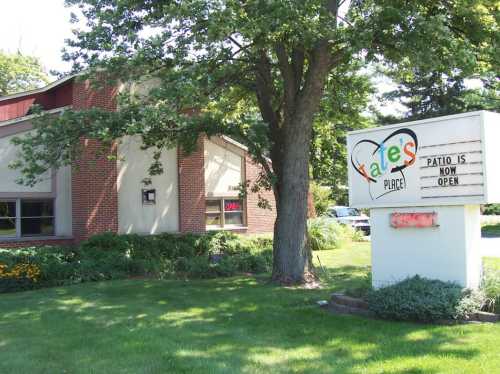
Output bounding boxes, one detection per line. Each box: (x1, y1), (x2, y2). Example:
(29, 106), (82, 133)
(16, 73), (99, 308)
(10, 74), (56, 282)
(0, 231), (273, 293)
(367, 276), (485, 322)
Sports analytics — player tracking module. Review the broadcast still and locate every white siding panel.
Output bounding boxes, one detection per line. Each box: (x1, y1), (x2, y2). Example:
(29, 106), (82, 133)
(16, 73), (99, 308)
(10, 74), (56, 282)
(0, 132), (51, 193)
(117, 136), (179, 234)
(204, 139), (243, 196)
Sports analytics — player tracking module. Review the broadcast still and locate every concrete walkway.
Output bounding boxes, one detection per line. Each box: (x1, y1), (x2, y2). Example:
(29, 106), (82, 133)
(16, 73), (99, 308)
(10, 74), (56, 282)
(481, 237), (500, 258)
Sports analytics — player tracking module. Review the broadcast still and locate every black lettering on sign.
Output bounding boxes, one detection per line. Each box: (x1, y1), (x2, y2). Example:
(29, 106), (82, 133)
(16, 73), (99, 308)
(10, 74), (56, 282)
(384, 178), (405, 191)
(438, 176), (460, 186)
(427, 156), (454, 167)
(458, 154), (466, 164)
(440, 166), (456, 176)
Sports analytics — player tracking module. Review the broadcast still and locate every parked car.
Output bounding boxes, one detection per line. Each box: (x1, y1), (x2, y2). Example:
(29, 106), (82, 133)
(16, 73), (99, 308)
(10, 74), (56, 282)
(326, 206), (370, 235)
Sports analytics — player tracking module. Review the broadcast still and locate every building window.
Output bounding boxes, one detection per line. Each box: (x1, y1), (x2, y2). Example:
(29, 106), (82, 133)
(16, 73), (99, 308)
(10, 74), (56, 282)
(205, 198), (244, 229)
(21, 200), (55, 236)
(0, 201), (17, 237)
(0, 199), (55, 238)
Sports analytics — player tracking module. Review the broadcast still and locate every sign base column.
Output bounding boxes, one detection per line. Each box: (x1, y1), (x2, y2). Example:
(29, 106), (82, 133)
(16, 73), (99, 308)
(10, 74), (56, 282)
(371, 205), (482, 289)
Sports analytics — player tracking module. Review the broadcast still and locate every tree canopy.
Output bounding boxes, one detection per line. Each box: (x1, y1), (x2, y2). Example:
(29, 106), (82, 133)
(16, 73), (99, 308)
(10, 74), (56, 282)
(12, 0), (499, 283)
(0, 51), (49, 96)
(378, 69), (499, 124)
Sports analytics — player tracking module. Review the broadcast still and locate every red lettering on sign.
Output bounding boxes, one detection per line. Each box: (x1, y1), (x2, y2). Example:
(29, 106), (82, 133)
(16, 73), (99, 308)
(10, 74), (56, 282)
(390, 213), (438, 228)
(224, 201), (241, 211)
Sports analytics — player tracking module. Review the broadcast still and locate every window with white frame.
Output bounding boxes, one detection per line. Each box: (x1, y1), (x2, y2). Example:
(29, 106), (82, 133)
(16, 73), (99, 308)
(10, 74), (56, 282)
(205, 198), (245, 229)
(0, 199), (55, 238)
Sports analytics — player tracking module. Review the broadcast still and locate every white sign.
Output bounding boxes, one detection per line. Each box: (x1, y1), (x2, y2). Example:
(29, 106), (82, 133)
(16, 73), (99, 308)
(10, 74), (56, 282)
(347, 111), (500, 208)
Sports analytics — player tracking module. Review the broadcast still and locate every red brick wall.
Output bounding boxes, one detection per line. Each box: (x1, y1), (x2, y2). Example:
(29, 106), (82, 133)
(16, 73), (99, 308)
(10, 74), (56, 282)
(71, 78), (119, 242)
(245, 156), (277, 234)
(177, 137), (277, 235)
(178, 138), (206, 233)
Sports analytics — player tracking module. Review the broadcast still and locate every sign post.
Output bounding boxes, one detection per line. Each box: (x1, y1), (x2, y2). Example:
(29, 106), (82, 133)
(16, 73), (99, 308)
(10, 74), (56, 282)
(347, 111), (500, 289)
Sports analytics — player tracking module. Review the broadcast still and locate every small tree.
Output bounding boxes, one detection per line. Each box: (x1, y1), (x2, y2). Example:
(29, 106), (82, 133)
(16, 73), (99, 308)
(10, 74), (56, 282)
(12, 0), (498, 284)
(0, 51), (48, 96)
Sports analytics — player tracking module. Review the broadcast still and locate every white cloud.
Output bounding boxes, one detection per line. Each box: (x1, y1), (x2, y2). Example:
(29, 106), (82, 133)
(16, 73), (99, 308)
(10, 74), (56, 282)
(0, 0), (74, 80)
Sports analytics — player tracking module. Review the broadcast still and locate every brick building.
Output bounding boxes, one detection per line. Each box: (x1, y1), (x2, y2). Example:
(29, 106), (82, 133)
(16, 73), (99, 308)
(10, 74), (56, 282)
(0, 75), (276, 247)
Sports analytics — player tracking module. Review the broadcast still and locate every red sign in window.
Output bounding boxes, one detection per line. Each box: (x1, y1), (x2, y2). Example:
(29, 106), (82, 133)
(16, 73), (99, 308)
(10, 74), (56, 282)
(390, 213), (438, 228)
(224, 201), (241, 211)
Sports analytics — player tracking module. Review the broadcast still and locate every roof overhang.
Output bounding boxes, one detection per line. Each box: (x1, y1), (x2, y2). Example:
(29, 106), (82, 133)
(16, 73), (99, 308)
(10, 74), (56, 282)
(0, 74), (78, 103)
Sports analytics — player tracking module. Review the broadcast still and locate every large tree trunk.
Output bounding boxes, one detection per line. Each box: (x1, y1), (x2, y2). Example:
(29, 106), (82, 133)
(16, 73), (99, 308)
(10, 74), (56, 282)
(271, 116), (314, 284)
(256, 27), (336, 285)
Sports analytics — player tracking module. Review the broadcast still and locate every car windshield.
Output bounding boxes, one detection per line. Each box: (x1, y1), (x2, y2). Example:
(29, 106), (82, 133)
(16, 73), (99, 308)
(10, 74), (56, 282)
(335, 208), (361, 217)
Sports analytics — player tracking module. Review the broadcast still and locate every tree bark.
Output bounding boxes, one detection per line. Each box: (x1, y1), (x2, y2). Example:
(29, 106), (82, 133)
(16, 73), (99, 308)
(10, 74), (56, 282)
(269, 40), (335, 284)
(271, 115), (314, 284)
(257, 3), (340, 284)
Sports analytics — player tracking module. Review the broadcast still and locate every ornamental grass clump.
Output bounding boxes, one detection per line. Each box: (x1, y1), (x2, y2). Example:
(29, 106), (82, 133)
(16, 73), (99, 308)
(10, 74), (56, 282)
(481, 266), (500, 313)
(308, 217), (353, 251)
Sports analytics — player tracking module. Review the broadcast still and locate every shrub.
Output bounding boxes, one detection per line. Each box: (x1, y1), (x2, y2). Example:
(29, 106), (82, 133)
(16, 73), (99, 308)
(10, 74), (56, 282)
(215, 256), (239, 277)
(232, 250), (272, 273)
(0, 231), (275, 293)
(247, 235), (273, 253)
(481, 266), (500, 313)
(345, 225), (367, 242)
(75, 250), (134, 282)
(175, 250), (272, 279)
(183, 256), (218, 278)
(483, 204), (500, 215)
(368, 276), (484, 322)
(308, 217), (352, 251)
(81, 232), (131, 253)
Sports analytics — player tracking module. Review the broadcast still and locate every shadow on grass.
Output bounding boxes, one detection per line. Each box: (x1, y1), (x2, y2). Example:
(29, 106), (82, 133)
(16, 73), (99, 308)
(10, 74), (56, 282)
(0, 275), (485, 374)
(316, 264), (372, 298)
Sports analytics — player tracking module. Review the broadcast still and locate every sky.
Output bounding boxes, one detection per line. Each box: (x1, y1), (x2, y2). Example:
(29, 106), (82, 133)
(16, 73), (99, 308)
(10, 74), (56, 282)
(0, 0), (74, 75)
(0, 0), (404, 116)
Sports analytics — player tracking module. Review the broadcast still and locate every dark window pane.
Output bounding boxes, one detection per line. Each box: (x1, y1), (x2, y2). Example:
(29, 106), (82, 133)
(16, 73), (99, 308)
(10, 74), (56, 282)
(0, 202), (16, 218)
(206, 213), (222, 226)
(224, 199), (242, 212)
(0, 218), (16, 237)
(206, 200), (221, 213)
(224, 212), (243, 226)
(21, 200), (54, 217)
(21, 217), (54, 236)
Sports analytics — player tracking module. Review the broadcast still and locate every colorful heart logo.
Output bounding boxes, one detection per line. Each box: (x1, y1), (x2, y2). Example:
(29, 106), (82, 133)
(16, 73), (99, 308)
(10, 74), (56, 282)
(351, 128), (418, 200)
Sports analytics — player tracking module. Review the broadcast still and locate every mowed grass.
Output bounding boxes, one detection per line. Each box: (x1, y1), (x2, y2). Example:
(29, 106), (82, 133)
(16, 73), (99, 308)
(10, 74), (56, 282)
(1, 243), (500, 373)
(485, 257), (500, 270)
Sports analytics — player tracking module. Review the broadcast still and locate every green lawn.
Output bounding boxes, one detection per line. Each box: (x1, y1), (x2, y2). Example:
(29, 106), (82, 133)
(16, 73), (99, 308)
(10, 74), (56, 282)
(1, 243), (500, 373)
(485, 257), (500, 270)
